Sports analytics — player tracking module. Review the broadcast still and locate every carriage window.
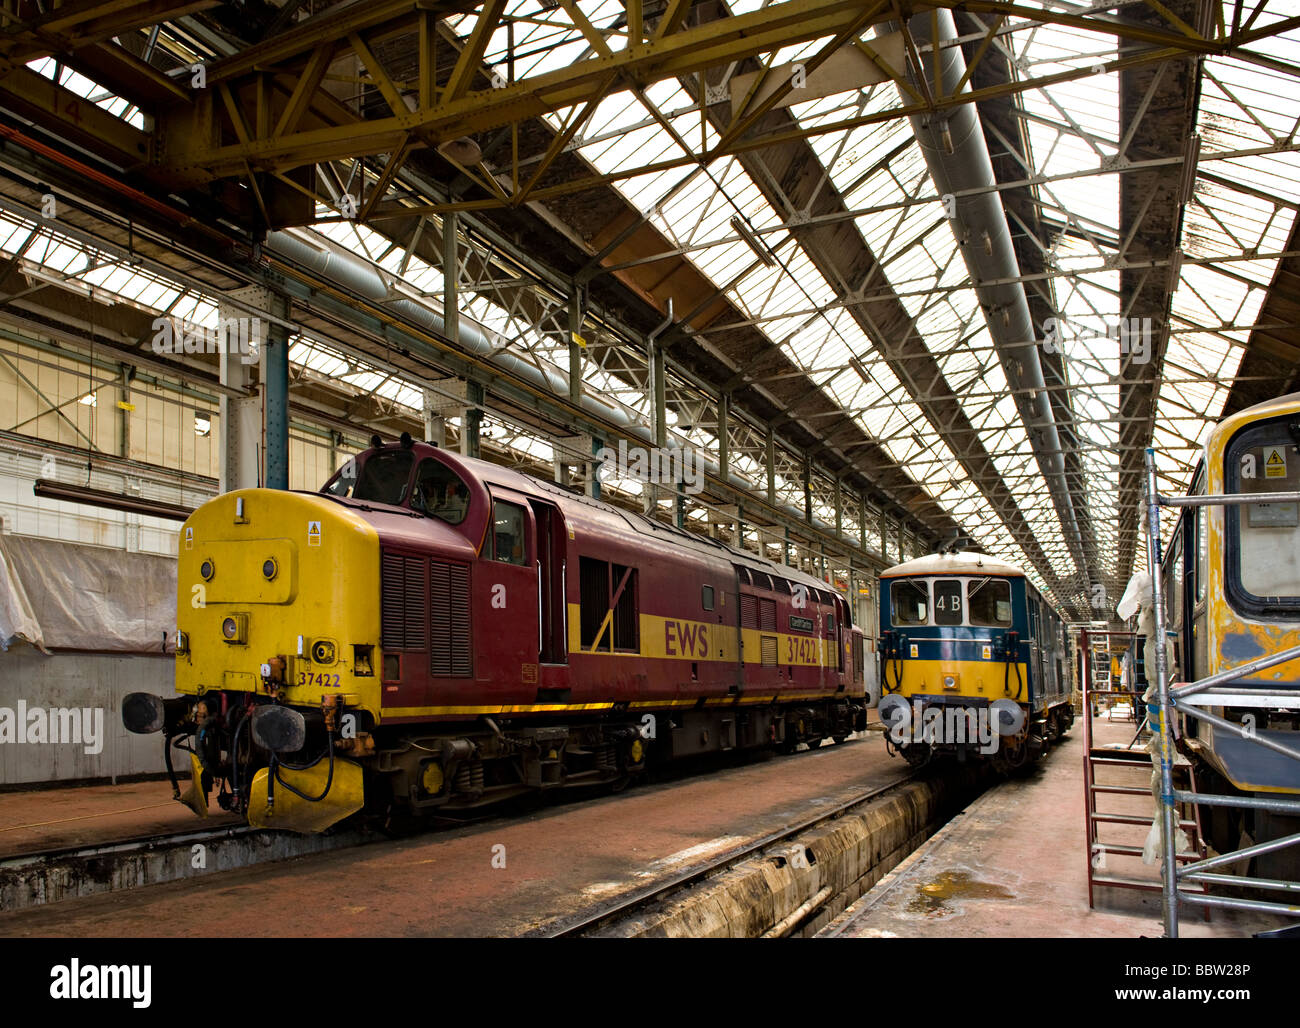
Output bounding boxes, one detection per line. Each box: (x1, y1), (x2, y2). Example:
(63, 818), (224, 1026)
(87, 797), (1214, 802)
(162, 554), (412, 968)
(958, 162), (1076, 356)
(412, 459), (470, 525)
(490, 501), (527, 565)
(933, 579), (963, 626)
(890, 579), (928, 626)
(702, 585), (715, 611)
(1195, 501), (1207, 604)
(1167, 530), (1184, 630)
(968, 578), (1012, 626)
(324, 449), (413, 505)
(579, 557), (639, 651)
(1225, 417), (1300, 614)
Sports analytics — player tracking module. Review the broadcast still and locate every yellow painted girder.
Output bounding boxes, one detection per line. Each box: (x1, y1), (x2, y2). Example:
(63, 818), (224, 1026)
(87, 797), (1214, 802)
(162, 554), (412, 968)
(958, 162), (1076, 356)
(159, 0), (887, 179)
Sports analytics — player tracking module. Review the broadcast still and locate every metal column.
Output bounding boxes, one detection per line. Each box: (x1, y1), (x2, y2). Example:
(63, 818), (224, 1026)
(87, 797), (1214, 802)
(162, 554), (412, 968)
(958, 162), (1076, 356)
(263, 293), (290, 490)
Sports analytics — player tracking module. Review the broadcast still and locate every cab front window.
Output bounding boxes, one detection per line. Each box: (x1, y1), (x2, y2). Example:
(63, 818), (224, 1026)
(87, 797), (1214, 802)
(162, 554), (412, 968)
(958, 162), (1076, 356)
(891, 579), (928, 626)
(1225, 417), (1300, 616)
(323, 450), (413, 506)
(412, 459), (470, 525)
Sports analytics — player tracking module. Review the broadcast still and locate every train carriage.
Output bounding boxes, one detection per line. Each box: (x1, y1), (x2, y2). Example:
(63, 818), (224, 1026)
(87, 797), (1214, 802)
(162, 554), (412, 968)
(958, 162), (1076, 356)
(124, 435), (867, 832)
(1160, 392), (1300, 874)
(877, 548), (1073, 771)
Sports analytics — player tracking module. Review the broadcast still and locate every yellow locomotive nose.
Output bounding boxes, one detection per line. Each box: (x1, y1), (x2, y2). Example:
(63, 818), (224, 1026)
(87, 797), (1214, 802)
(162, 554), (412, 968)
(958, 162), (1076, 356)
(176, 488), (381, 710)
(169, 488), (380, 832)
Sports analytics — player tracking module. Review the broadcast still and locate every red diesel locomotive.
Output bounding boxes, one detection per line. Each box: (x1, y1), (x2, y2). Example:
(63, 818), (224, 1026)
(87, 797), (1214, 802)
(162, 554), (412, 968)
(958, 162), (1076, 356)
(125, 434), (868, 832)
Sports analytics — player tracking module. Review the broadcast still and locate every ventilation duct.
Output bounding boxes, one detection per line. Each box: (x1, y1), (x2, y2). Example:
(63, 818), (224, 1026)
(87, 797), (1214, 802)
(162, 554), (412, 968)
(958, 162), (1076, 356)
(880, 10), (1088, 583)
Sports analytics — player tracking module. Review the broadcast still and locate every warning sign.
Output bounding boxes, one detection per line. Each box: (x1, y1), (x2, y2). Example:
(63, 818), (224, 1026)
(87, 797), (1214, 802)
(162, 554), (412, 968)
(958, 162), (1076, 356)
(982, 644), (992, 661)
(1265, 447), (1287, 479)
(307, 520), (322, 546)
(909, 643), (918, 658)
(184, 526), (194, 550)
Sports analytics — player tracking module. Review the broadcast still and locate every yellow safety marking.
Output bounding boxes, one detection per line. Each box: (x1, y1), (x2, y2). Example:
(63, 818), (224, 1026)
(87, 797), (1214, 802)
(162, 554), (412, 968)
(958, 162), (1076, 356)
(588, 607), (615, 653)
(382, 702), (618, 718)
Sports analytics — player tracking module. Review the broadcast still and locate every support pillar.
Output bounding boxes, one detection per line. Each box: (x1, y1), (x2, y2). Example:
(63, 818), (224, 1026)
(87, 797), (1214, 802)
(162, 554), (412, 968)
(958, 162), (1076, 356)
(802, 453), (812, 524)
(569, 287), (584, 405)
(834, 477), (843, 539)
(651, 341), (666, 448)
(422, 389), (446, 447)
(462, 379), (483, 459)
(443, 211), (459, 346)
(263, 292), (290, 490)
(717, 392), (729, 481)
(217, 286), (268, 492)
(765, 427), (776, 505)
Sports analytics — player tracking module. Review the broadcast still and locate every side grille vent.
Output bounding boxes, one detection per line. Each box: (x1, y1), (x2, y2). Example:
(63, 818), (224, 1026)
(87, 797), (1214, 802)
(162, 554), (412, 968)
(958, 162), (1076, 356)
(430, 561), (472, 677)
(381, 552), (427, 650)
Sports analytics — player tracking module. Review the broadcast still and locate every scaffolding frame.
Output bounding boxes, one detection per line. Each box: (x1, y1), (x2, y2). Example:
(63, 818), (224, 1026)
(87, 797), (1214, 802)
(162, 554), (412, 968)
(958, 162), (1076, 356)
(1144, 447), (1300, 938)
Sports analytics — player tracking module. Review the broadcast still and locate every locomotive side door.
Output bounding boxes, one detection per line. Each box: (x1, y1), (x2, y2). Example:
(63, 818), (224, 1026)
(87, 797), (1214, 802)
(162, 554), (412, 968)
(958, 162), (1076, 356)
(529, 499), (568, 665)
(482, 489), (541, 690)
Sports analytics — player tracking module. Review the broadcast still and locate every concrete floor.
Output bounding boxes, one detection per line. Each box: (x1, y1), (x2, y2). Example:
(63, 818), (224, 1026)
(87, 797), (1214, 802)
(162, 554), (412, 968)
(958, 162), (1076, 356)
(821, 719), (1289, 938)
(0, 778), (239, 859)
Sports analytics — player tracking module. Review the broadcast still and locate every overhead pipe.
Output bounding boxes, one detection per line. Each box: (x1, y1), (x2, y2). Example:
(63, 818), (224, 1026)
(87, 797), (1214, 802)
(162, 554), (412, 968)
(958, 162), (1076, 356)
(880, 11), (1089, 582)
(265, 230), (877, 556)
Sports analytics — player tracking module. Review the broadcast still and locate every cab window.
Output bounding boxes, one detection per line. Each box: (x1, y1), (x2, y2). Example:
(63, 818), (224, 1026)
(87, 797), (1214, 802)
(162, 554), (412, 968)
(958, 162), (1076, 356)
(1225, 417), (1300, 614)
(890, 579), (928, 626)
(412, 458), (470, 525)
(323, 449), (413, 505)
(967, 578), (1012, 626)
(490, 501), (528, 565)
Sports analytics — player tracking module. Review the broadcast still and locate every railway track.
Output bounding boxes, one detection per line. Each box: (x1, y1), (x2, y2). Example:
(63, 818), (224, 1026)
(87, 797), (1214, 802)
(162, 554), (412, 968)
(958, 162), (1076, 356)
(0, 820), (372, 913)
(531, 769), (923, 938)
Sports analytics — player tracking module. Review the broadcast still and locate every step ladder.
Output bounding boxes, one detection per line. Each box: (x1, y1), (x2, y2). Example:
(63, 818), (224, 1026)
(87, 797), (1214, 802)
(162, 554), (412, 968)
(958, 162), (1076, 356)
(1080, 638), (1209, 909)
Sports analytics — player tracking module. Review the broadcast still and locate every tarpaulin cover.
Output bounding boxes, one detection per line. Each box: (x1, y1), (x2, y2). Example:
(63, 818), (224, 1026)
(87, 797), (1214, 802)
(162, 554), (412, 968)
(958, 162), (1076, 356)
(0, 535), (176, 653)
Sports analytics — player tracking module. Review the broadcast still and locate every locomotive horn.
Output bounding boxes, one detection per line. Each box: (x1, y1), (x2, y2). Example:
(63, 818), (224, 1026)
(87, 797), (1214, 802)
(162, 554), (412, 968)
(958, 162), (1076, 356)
(251, 705), (308, 753)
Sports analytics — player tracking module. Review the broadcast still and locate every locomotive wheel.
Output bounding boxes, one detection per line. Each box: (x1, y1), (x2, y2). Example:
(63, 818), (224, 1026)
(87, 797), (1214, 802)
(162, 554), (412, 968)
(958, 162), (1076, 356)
(1002, 738), (1030, 772)
(902, 743), (931, 769)
(832, 734), (849, 745)
(805, 737), (823, 750)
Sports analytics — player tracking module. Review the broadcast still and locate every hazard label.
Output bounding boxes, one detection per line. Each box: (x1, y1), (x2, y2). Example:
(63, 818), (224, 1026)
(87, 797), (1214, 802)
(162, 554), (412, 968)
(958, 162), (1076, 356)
(910, 643), (918, 658)
(184, 526), (194, 550)
(307, 520), (322, 546)
(982, 644), (992, 661)
(1265, 447), (1287, 479)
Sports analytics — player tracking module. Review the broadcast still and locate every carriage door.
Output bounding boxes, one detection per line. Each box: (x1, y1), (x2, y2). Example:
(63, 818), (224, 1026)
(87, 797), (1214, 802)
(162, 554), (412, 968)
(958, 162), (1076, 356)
(1027, 599), (1040, 700)
(530, 499), (567, 665)
(485, 490), (540, 683)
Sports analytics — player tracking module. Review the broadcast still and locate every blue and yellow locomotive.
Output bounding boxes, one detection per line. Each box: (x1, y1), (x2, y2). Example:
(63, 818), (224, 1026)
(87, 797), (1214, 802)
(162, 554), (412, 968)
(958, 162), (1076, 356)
(877, 547), (1073, 771)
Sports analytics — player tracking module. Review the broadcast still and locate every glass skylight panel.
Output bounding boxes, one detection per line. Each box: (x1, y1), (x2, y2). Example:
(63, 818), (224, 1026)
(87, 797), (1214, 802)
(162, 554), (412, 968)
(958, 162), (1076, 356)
(25, 58), (144, 130)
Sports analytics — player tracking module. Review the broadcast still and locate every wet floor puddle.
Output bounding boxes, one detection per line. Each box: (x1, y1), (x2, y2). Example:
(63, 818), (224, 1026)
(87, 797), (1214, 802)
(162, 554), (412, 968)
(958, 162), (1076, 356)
(906, 869), (1014, 917)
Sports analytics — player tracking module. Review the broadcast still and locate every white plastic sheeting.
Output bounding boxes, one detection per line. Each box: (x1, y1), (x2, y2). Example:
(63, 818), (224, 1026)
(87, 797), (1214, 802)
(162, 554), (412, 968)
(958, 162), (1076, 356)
(0, 535), (176, 653)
